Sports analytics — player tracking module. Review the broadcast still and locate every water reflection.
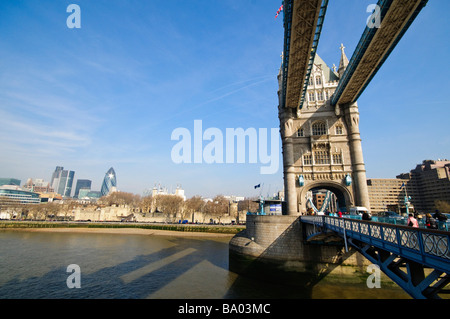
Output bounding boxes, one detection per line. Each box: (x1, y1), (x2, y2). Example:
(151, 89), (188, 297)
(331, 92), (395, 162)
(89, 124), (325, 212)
(0, 230), (408, 299)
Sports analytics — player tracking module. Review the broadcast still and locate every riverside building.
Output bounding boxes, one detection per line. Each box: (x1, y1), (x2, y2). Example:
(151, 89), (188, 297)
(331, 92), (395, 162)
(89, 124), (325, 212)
(397, 159), (450, 213)
(367, 159), (450, 214)
(0, 185), (41, 207)
(366, 178), (409, 214)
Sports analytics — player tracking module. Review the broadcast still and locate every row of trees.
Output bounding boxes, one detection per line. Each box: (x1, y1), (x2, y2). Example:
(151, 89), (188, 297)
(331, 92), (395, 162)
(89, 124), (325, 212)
(98, 192), (259, 221)
(0, 192), (260, 221)
(0, 201), (74, 220)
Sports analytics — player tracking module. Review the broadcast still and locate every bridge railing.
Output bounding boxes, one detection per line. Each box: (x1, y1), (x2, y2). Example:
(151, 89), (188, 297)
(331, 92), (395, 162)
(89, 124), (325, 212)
(301, 216), (450, 273)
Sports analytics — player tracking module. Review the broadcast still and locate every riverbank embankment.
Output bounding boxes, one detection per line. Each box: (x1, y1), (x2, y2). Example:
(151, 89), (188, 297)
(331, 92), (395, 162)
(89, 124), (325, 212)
(0, 221), (244, 237)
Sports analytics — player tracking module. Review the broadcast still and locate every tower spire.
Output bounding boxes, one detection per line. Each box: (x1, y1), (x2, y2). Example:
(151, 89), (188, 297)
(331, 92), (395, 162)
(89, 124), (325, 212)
(338, 43), (349, 78)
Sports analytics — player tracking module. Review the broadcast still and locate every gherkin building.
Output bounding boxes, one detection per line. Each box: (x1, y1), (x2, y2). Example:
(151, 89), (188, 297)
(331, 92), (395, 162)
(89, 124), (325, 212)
(101, 167), (117, 196)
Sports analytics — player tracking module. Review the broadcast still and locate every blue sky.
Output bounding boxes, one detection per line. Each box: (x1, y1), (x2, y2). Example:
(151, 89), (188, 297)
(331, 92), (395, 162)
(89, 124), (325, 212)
(0, 0), (448, 198)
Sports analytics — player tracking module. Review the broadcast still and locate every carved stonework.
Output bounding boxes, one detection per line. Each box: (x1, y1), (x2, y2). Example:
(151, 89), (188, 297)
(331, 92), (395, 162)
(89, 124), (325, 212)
(279, 52), (370, 215)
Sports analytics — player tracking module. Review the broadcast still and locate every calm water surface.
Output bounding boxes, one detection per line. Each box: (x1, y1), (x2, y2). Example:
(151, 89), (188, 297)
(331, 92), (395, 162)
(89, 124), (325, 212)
(0, 229), (409, 299)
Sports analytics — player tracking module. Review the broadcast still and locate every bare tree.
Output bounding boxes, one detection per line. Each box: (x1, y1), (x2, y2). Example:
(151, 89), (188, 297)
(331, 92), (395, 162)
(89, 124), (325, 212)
(99, 192), (141, 207)
(435, 200), (450, 213)
(204, 195), (229, 223)
(153, 195), (184, 221)
(139, 195), (153, 213)
(184, 195), (205, 222)
(238, 197), (259, 213)
(26, 204), (46, 220)
(42, 202), (61, 220)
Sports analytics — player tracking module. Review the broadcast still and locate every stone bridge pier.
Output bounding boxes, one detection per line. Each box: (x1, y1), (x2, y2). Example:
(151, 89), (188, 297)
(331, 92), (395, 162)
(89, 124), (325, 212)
(229, 215), (371, 288)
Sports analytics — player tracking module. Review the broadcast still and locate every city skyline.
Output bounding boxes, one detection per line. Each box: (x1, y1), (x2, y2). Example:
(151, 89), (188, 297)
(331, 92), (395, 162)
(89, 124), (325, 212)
(0, 1), (449, 198)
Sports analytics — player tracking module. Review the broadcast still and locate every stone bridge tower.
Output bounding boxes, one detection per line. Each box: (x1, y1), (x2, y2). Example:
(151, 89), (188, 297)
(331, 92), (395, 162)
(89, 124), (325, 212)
(278, 45), (370, 215)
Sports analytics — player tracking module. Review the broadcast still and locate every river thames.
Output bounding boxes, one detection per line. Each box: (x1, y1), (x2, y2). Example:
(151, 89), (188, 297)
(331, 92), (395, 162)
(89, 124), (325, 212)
(0, 229), (409, 299)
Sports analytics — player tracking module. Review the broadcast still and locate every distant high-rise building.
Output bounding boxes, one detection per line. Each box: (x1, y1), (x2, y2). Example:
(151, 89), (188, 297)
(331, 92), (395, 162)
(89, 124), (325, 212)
(50, 166), (63, 187)
(51, 166), (75, 198)
(101, 167), (117, 197)
(74, 179), (92, 198)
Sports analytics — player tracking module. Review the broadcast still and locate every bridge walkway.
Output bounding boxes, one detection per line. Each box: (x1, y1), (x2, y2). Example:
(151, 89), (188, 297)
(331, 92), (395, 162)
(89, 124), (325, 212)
(301, 216), (450, 299)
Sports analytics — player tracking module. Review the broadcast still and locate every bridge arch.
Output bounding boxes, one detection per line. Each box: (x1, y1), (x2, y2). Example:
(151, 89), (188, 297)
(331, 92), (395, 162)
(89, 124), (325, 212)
(299, 180), (354, 214)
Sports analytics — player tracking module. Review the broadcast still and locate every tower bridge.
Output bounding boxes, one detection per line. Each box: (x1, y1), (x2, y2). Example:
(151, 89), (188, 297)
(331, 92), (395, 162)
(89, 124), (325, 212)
(229, 0), (449, 299)
(279, 0), (429, 216)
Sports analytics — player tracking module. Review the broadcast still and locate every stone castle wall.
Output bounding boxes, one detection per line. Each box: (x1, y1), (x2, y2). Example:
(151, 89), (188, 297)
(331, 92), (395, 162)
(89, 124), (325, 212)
(71, 206), (246, 224)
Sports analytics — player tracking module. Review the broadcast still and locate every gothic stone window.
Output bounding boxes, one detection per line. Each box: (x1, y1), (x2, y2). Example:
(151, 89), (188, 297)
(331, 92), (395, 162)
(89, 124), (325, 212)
(308, 92), (315, 102)
(312, 121), (327, 136)
(303, 154), (312, 165)
(297, 128), (304, 137)
(317, 91), (324, 101)
(314, 151), (330, 165)
(332, 154), (343, 164)
(335, 125), (343, 135)
(315, 76), (322, 85)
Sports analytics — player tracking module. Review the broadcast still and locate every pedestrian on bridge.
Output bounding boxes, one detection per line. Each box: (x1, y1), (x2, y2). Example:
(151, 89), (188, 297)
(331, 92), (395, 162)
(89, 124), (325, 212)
(407, 214), (419, 228)
(362, 211), (372, 221)
(425, 213), (438, 229)
(434, 210), (448, 222)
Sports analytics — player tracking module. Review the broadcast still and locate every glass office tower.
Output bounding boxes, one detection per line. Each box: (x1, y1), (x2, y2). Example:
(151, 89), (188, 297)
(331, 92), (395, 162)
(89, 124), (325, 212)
(101, 167), (117, 197)
(51, 166), (75, 198)
(74, 179), (92, 198)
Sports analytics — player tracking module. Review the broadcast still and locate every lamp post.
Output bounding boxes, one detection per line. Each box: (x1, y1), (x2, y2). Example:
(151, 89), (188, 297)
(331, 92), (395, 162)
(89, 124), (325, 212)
(404, 186), (411, 216)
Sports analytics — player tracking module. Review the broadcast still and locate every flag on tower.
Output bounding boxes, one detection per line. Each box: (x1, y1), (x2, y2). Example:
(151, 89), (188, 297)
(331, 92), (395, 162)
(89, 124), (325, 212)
(275, 5), (283, 19)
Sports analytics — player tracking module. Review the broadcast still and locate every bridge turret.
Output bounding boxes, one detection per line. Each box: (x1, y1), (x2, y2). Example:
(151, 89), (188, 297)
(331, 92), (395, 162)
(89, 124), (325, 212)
(338, 43), (349, 78)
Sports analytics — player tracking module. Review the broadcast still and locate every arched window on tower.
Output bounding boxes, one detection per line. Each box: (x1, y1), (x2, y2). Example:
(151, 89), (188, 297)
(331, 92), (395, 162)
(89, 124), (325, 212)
(315, 76), (322, 85)
(317, 91), (324, 101)
(312, 121), (327, 136)
(308, 92), (315, 102)
(335, 125), (343, 135)
(297, 128), (304, 137)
